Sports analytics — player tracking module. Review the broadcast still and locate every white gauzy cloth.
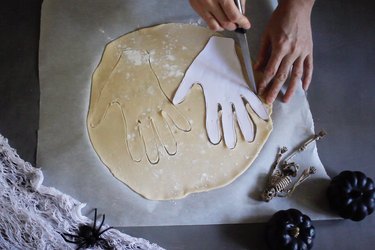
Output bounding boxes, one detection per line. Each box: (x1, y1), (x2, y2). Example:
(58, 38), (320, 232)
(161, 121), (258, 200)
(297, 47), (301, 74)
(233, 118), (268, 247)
(0, 134), (164, 250)
(173, 36), (268, 149)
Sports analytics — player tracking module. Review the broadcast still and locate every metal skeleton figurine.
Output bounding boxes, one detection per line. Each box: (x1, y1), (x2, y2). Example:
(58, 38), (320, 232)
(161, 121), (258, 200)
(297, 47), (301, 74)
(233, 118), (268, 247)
(262, 130), (327, 202)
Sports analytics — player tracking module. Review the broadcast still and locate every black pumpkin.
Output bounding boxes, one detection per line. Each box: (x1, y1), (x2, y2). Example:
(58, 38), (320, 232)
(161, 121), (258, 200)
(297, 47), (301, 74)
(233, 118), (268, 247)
(266, 208), (315, 250)
(327, 170), (375, 221)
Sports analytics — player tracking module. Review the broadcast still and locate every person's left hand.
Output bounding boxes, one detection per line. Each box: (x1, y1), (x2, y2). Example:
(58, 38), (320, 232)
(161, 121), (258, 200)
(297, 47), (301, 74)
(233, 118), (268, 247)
(255, 0), (315, 104)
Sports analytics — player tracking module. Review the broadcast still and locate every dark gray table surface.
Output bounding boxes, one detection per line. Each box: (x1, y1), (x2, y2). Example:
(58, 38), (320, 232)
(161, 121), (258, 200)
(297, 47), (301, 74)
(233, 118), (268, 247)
(1, 0), (374, 249)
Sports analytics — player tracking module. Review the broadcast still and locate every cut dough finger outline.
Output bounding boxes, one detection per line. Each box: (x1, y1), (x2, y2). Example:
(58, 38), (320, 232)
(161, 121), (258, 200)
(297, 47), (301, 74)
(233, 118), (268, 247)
(89, 48), (191, 164)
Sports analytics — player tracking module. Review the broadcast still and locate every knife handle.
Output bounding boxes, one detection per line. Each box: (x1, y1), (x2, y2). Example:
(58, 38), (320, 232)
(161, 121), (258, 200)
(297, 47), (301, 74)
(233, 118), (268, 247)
(234, 0), (246, 34)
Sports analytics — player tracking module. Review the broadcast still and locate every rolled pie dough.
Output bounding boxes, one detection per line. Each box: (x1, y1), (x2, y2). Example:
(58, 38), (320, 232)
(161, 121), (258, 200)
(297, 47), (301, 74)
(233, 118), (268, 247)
(87, 23), (273, 200)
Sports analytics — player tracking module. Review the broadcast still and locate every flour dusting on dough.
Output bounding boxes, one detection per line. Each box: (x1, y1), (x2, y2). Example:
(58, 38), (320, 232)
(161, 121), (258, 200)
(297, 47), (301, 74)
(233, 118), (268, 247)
(147, 86), (155, 96)
(124, 49), (148, 65)
(161, 64), (184, 79)
(165, 55), (176, 61)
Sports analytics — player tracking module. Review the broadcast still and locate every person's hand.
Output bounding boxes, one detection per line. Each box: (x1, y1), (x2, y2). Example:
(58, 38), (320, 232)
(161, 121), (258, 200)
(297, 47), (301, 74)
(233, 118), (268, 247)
(173, 36), (268, 149)
(189, 0), (250, 31)
(89, 49), (191, 164)
(255, 0), (315, 104)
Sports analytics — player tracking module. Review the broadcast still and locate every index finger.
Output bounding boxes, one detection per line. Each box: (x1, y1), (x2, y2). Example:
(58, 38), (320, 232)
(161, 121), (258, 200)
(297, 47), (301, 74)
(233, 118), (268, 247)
(219, 0), (251, 29)
(257, 50), (285, 95)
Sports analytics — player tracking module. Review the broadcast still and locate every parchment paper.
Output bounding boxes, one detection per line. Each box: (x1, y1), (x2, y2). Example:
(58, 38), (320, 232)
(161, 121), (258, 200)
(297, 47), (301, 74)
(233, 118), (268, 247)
(38, 0), (337, 226)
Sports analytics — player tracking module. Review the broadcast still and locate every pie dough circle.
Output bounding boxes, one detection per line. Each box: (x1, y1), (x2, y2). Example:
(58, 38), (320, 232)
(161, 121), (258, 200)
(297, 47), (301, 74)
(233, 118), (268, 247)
(87, 23), (273, 200)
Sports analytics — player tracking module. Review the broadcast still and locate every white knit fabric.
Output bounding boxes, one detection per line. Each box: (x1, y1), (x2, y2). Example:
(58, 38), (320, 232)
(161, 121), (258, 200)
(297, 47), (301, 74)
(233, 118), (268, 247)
(0, 134), (164, 250)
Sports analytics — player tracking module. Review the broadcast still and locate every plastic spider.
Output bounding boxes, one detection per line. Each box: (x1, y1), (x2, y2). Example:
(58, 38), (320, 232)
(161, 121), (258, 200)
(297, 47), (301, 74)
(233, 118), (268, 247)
(61, 208), (113, 250)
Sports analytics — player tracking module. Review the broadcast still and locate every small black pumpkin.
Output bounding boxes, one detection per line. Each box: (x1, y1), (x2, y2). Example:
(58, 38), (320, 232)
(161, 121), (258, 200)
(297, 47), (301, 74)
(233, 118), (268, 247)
(327, 170), (375, 221)
(266, 208), (315, 250)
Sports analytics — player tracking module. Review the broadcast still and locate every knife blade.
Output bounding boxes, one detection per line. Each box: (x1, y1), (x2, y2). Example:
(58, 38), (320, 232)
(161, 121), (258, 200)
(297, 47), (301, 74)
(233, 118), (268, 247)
(233, 0), (257, 94)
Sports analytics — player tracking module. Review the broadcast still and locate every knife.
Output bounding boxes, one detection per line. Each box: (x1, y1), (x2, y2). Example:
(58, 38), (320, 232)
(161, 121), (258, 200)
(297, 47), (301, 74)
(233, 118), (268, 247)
(233, 0), (257, 94)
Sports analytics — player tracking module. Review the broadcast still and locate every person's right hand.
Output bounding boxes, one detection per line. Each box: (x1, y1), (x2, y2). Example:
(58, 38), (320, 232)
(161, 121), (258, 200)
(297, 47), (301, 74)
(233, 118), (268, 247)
(189, 0), (250, 31)
(254, 0), (315, 104)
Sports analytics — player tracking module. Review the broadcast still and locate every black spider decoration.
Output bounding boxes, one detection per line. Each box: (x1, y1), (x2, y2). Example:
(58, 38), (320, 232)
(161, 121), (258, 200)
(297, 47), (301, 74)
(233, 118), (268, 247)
(61, 208), (114, 250)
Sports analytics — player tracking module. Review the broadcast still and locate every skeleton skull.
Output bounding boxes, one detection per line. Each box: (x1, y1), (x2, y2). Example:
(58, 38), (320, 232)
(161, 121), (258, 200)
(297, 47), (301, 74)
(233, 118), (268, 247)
(262, 187), (276, 202)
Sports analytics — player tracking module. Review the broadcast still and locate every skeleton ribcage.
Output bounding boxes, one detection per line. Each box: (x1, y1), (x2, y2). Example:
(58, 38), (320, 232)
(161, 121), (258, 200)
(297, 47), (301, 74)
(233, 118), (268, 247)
(270, 175), (292, 193)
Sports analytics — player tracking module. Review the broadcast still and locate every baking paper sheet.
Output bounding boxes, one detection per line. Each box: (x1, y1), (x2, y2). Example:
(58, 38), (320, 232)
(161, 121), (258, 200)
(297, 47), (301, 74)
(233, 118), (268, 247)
(38, 0), (337, 226)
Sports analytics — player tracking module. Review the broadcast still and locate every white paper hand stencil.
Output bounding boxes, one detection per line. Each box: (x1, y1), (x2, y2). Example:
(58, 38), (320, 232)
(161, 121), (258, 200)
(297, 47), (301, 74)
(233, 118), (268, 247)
(173, 36), (268, 149)
(90, 49), (191, 164)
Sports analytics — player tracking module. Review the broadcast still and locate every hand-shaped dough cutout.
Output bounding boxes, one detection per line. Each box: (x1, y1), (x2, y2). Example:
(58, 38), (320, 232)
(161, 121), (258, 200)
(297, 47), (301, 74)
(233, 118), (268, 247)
(89, 49), (191, 164)
(173, 36), (268, 149)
